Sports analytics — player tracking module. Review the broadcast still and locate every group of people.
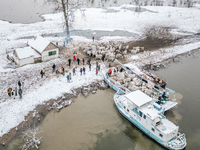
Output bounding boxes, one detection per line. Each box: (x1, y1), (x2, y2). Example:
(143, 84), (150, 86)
(7, 81), (23, 99)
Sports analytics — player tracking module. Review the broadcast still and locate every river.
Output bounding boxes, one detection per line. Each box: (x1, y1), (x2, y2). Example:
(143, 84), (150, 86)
(4, 52), (200, 150)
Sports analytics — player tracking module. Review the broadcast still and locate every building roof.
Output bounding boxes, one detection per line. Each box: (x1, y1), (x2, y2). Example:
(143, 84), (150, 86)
(28, 36), (50, 53)
(124, 90), (152, 107)
(15, 47), (34, 59)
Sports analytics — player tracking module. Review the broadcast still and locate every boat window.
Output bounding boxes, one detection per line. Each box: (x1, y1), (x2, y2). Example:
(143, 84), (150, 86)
(159, 134), (163, 138)
(127, 109), (129, 112)
(139, 111), (143, 117)
(143, 114), (146, 119)
(151, 128), (155, 132)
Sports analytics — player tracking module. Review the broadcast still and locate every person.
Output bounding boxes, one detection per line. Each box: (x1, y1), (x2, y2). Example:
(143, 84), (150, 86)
(89, 64), (91, 71)
(18, 88), (22, 99)
(80, 68), (83, 76)
(92, 36), (94, 42)
(96, 61), (98, 68)
(88, 58), (91, 65)
(18, 81), (21, 89)
(77, 57), (80, 65)
(56, 69), (59, 74)
(52, 64), (56, 72)
(42, 68), (45, 75)
(83, 67), (86, 75)
(96, 67), (98, 75)
(73, 68), (76, 76)
(162, 91), (166, 100)
(114, 68), (116, 74)
(82, 58), (85, 65)
(40, 70), (44, 78)
(62, 67), (65, 76)
(68, 58), (71, 66)
(108, 68), (112, 77)
(8, 88), (12, 97)
(73, 55), (76, 62)
(66, 74), (70, 83)
(69, 72), (71, 80)
(116, 67), (119, 73)
(102, 54), (105, 62)
(61, 67), (63, 74)
(98, 64), (100, 71)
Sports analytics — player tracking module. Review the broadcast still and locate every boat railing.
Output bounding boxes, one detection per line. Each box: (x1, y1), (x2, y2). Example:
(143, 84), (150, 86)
(168, 133), (186, 149)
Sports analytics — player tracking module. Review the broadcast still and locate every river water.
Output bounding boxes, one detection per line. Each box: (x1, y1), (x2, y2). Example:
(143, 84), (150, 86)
(4, 52), (200, 150)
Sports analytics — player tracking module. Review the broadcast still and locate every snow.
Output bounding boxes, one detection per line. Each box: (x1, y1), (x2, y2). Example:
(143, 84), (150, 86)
(1, 4), (200, 138)
(0, 66), (103, 137)
(28, 36), (50, 53)
(15, 47), (34, 59)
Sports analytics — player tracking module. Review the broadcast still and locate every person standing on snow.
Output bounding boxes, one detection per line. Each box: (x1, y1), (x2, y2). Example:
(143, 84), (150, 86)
(73, 68), (76, 76)
(62, 67), (65, 76)
(18, 88), (22, 99)
(82, 58), (85, 65)
(52, 64), (56, 72)
(7, 88), (12, 97)
(69, 72), (71, 80)
(68, 58), (71, 66)
(40, 70), (44, 78)
(18, 81), (21, 89)
(66, 74), (70, 83)
(89, 64), (91, 71)
(96, 67), (98, 75)
(92, 36), (94, 42)
(77, 57), (80, 65)
(83, 67), (86, 75)
(80, 68), (83, 76)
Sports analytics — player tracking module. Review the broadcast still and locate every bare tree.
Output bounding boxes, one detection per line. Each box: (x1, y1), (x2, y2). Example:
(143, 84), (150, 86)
(44, 0), (85, 42)
(21, 124), (42, 150)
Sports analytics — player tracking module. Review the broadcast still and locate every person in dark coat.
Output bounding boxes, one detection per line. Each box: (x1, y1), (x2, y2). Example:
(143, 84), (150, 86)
(83, 67), (86, 75)
(88, 58), (91, 65)
(80, 68), (83, 76)
(18, 88), (22, 99)
(40, 70), (44, 78)
(52, 64), (56, 72)
(73, 68), (76, 76)
(82, 58), (85, 65)
(89, 64), (91, 71)
(68, 59), (71, 66)
(62, 67), (65, 76)
(77, 58), (80, 65)
(18, 81), (21, 89)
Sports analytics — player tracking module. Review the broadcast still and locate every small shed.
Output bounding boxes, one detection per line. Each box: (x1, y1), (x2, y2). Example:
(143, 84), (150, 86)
(13, 47), (35, 67)
(28, 36), (59, 62)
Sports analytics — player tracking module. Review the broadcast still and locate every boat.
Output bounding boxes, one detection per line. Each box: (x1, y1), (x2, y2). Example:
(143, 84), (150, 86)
(101, 62), (177, 111)
(114, 90), (187, 150)
(114, 59), (168, 94)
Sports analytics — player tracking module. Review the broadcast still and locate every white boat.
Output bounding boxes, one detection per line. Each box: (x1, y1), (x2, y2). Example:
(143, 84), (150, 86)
(114, 90), (186, 150)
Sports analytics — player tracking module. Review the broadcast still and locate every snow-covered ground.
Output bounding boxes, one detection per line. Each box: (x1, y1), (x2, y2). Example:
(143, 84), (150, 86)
(0, 5), (200, 138)
(0, 66), (102, 137)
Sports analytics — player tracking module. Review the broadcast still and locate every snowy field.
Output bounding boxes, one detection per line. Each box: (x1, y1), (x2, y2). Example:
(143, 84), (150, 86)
(1, 4), (200, 138)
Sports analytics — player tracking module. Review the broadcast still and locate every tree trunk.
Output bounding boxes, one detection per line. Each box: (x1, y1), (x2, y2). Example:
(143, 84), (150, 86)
(61, 0), (70, 39)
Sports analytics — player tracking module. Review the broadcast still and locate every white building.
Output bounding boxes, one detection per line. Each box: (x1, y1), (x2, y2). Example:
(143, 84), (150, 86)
(28, 36), (59, 62)
(13, 36), (59, 67)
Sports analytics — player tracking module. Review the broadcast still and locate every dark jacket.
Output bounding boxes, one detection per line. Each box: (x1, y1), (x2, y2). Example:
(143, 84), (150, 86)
(80, 68), (83, 72)
(18, 81), (21, 86)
